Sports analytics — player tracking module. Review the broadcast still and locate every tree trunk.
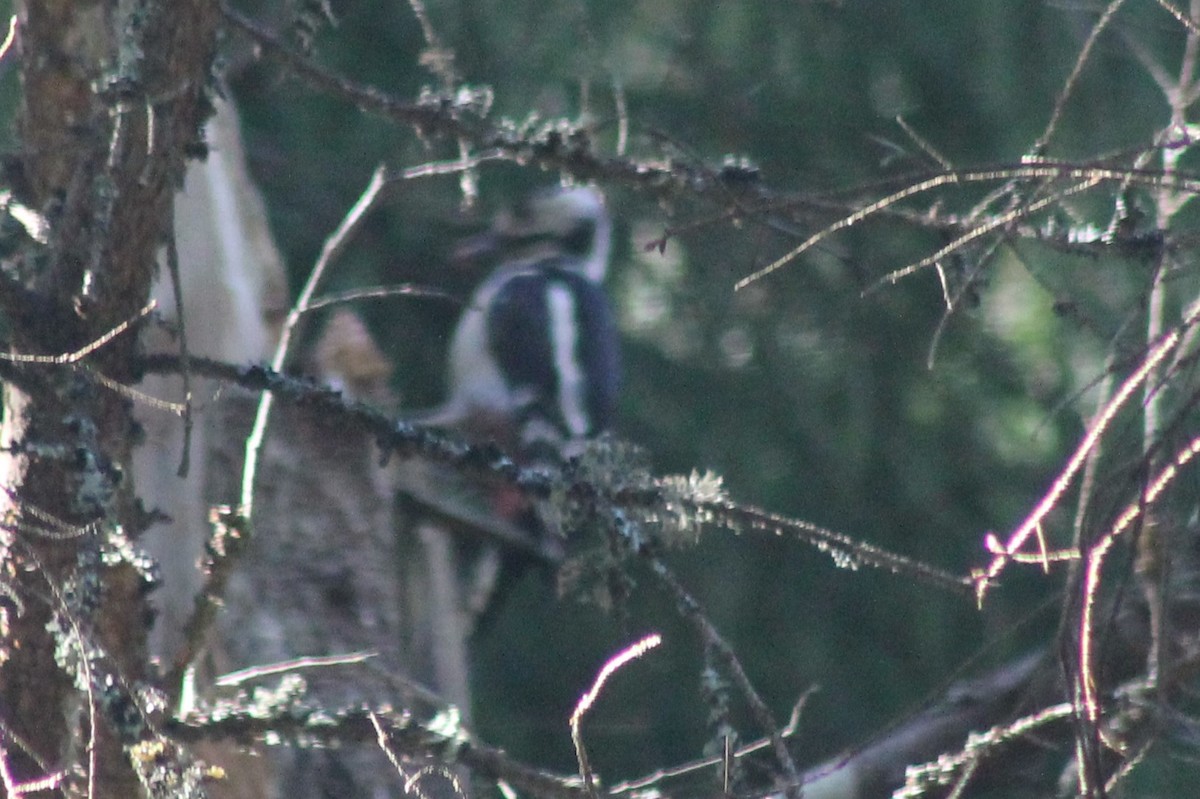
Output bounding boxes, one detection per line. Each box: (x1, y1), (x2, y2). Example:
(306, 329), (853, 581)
(0, 2), (218, 795)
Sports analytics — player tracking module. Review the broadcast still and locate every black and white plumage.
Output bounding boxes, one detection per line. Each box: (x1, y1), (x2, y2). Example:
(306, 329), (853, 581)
(437, 185), (620, 464)
(396, 186), (620, 627)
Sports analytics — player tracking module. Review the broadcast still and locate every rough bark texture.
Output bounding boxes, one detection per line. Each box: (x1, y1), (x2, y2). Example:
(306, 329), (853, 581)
(0, 1), (219, 795)
(129, 85), (478, 796)
(214, 395), (404, 797)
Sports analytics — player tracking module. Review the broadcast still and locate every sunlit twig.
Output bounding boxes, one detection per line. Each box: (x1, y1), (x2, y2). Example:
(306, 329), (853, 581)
(240, 166), (388, 520)
(735, 162), (1200, 290)
(1034, 0), (1128, 153)
(0, 302), (156, 364)
(570, 634), (662, 799)
(1079, 433), (1200, 727)
(215, 651), (378, 687)
(973, 307), (1198, 602)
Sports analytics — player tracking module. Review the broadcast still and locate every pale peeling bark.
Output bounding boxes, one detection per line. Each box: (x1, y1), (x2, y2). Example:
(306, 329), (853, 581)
(137, 96), (287, 663)
(132, 86), (483, 795)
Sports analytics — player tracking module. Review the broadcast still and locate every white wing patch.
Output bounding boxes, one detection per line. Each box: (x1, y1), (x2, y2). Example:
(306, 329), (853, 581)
(546, 283), (590, 438)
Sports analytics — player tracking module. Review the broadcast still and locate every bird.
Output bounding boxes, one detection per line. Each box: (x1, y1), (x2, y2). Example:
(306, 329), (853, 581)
(432, 184), (620, 469)
(396, 184), (621, 634)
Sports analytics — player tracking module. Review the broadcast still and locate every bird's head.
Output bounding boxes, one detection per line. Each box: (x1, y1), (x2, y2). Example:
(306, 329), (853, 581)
(456, 185), (612, 283)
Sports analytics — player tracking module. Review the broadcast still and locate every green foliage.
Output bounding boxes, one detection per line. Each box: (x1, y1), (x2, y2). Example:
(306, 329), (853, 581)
(0, 0), (1128, 792)
(227, 0), (1100, 777)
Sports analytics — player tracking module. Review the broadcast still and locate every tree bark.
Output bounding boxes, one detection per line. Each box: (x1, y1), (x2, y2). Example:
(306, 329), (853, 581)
(0, 1), (219, 794)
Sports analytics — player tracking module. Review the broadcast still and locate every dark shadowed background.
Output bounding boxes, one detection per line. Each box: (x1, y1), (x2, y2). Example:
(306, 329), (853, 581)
(6, 0), (1194, 793)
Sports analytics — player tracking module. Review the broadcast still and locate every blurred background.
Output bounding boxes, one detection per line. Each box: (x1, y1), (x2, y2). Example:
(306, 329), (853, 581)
(6, 0), (1194, 792)
(217, 0), (1176, 786)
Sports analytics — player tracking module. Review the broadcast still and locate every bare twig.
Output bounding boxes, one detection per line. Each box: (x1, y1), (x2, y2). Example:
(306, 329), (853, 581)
(17, 545), (101, 798)
(164, 229), (194, 478)
(406, 0), (458, 89)
(1152, 0), (1200, 36)
(172, 705), (587, 799)
(215, 651), (379, 687)
(166, 505), (249, 703)
(370, 712), (466, 799)
(734, 161), (1200, 290)
(0, 16), (16, 65)
(614, 80), (628, 157)
(607, 689), (812, 795)
(569, 634), (662, 799)
(649, 558), (802, 798)
(895, 115), (952, 171)
(240, 165), (388, 520)
(0, 299), (186, 419)
(692, 497), (970, 595)
(868, 177), (1101, 292)
(140, 352), (968, 594)
(896, 701), (1075, 799)
(0, 302), (155, 364)
(973, 306), (1200, 601)
(221, 6), (776, 206)
(304, 284), (460, 314)
(0, 740), (66, 798)
(1033, 0), (1128, 153)
(1080, 433), (1200, 725)
(1135, 0), (1200, 719)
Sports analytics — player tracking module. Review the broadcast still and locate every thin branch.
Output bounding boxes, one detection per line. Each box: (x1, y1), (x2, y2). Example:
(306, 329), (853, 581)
(304, 284), (460, 314)
(16, 544), (102, 798)
(649, 558), (802, 798)
(734, 161), (1200, 290)
(896, 702), (1075, 799)
(165, 506), (249, 704)
(0, 301), (156, 364)
(215, 651), (379, 687)
(171, 705), (588, 799)
(692, 497), (970, 595)
(1153, 0), (1200, 36)
(221, 6), (775, 205)
(388, 151), (507, 181)
(0, 740), (66, 798)
(1136, 0), (1200, 715)
(1034, 0), (1128, 153)
(614, 80), (629, 157)
(405, 0), (458, 90)
(140, 352), (969, 594)
(569, 634), (662, 799)
(0, 16), (16, 65)
(895, 115), (952, 171)
(85, 365), (187, 415)
(607, 691), (811, 795)
(370, 712), (466, 799)
(973, 306), (1199, 601)
(925, 237), (1003, 369)
(164, 229), (194, 478)
(141, 351), (543, 492)
(239, 165), (388, 521)
(867, 177), (1101, 292)
(1080, 433), (1200, 726)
